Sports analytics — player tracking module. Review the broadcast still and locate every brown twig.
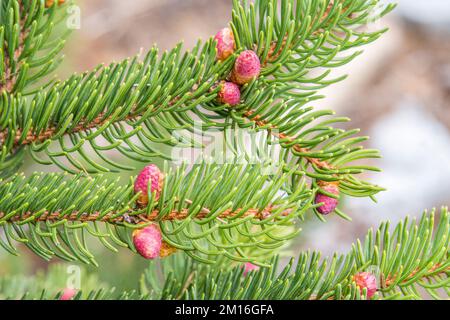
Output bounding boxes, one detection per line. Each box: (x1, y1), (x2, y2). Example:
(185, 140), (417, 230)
(243, 110), (333, 170)
(262, 35), (289, 66)
(1, 1), (29, 94)
(0, 206), (277, 225)
(0, 111), (136, 147)
(383, 263), (448, 288)
(0, 15), (331, 175)
(249, 23), (335, 171)
(176, 271), (196, 300)
(309, 263), (449, 300)
(0, 83), (201, 148)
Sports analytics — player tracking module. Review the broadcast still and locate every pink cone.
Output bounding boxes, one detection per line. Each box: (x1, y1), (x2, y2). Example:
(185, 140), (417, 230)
(218, 82), (241, 106)
(231, 50), (261, 85)
(354, 272), (378, 299)
(315, 183), (339, 215)
(134, 164), (164, 205)
(214, 28), (236, 61)
(243, 262), (260, 276)
(60, 288), (77, 300)
(132, 225), (162, 259)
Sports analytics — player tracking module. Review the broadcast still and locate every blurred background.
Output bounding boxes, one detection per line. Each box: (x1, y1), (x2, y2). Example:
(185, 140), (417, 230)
(1, 0), (450, 294)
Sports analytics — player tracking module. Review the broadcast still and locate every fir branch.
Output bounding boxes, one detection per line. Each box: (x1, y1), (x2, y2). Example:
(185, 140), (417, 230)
(0, 40), (229, 174)
(210, 0), (395, 199)
(0, 163), (311, 264)
(1, 81), (206, 150)
(0, 0), (393, 187)
(141, 208), (450, 300)
(0, 0), (394, 268)
(0, 263), (138, 300)
(383, 263), (449, 289)
(1, 206), (279, 224)
(0, 0), (28, 93)
(243, 110), (333, 170)
(0, 0), (69, 94)
(1, 209), (447, 300)
(5, 111), (130, 147)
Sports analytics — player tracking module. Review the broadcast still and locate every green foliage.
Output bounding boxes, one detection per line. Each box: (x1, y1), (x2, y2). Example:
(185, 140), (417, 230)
(0, 0), (70, 94)
(0, 0), (390, 204)
(223, 0), (394, 200)
(0, 263), (106, 300)
(0, 0), (394, 263)
(141, 209), (449, 300)
(1, 210), (447, 300)
(354, 210), (450, 299)
(1, 0), (447, 302)
(0, 0), (70, 177)
(0, 163), (312, 265)
(1, 40), (230, 174)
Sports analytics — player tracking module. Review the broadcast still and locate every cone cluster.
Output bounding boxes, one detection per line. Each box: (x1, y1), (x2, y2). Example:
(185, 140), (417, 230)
(214, 28), (261, 106)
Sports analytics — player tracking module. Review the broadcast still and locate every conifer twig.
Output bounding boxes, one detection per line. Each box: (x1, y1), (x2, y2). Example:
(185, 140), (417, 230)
(0, 84), (202, 148)
(383, 264), (449, 288)
(0, 206), (279, 224)
(310, 264), (450, 300)
(0, 0), (29, 93)
(243, 110), (334, 170)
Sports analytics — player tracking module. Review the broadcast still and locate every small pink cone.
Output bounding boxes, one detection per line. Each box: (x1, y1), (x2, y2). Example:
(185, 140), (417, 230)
(218, 82), (241, 106)
(243, 262), (260, 276)
(132, 225), (162, 259)
(60, 288), (77, 300)
(315, 183), (339, 215)
(231, 50), (261, 85)
(134, 164), (164, 206)
(354, 272), (378, 299)
(214, 28), (236, 61)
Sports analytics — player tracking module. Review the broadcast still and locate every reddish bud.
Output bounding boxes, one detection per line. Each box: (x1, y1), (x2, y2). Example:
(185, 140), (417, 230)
(46, 0), (65, 8)
(231, 50), (261, 85)
(218, 82), (241, 106)
(134, 164), (164, 206)
(243, 262), (260, 276)
(315, 182), (339, 215)
(60, 288), (77, 300)
(214, 28), (236, 61)
(132, 225), (162, 259)
(353, 272), (378, 299)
